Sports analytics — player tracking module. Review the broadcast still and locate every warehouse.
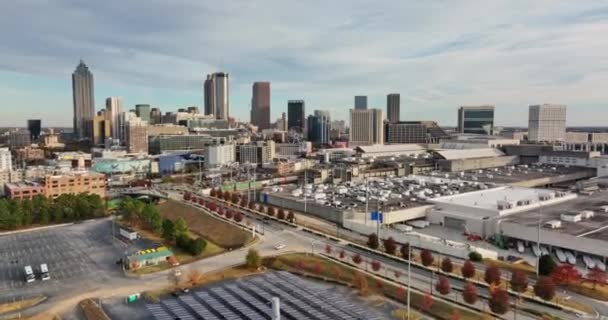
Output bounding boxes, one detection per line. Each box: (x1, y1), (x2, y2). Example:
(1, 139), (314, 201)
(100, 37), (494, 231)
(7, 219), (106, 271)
(433, 148), (519, 172)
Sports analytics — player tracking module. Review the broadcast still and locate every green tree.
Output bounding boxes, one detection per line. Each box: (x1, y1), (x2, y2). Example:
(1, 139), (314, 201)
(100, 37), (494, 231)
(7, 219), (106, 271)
(149, 210), (163, 234)
(173, 217), (189, 239)
(20, 199), (34, 226)
(539, 255), (556, 276)
(189, 238), (207, 255)
(246, 248), (261, 269)
(162, 219), (175, 242)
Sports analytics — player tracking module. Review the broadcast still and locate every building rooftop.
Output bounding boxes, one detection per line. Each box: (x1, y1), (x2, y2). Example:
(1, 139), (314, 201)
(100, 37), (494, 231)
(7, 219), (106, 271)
(355, 144), (426, 154)
(434, 148), (505, 160)
(450, 163), (595, 185)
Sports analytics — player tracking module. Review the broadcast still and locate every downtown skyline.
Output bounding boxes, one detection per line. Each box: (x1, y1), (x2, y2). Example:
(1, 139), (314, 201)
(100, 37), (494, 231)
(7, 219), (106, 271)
(2, 1), (608, 127)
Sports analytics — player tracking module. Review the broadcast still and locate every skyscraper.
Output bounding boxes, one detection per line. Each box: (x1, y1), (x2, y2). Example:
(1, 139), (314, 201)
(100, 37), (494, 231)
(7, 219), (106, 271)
(354, 96), (368, 110)
(150, 108), (162, 125)
(105, 97), (123, 140)
(27, 119), (42, 141)
(387, 94), (400, 123)
(349, 108), (384, 146)
(126, 117), (149, 154)
(287, 100), (305, 133)
(204, 72), (230, 119)
(307, 110), (331, 144)
(457, 105), (495, 134)
(135, 104), (151, 123)
(72, 60), (95, 140)
(528, 104), (567, 142)
(251, 82), (271, 129)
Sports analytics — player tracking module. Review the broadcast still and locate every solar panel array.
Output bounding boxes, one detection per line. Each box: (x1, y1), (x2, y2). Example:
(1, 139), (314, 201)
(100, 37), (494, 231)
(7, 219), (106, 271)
(145, 271), (384, 320)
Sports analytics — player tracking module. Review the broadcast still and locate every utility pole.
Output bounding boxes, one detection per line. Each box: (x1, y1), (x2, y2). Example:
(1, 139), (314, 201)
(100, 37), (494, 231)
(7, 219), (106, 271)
(365, 177), (369, 226)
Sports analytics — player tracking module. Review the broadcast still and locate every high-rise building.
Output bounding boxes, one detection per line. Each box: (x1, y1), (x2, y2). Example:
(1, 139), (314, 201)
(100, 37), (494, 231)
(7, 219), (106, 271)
(9, 130), (31, 150)
(287, 100), (305, 133)
(349, 109), (384, 146)
(386, 94), (400, 123)
(204, 144), (235, 168)
(0, 148), (12, 172)
(150, 108), (162, 125)
(528, 104), (567, 142)
(355, 96), (368, 110)
(307, 110), (331, 144)
(204, 72), (230, 119)
(119, 110), (138, 143)
(457, 105), (495, 134)
(27, 119), (42, 141)
(72, 60), (95, 140)
(386, 121), (449, 144)
(135, 104), (151, 123)
(275, 112), (287, 131)
(105, 97), (123, 140)
(92, 110), (111, 146)
(126, 118), (149, 154)
(187, 106), (199, 114)
(251, 82), (271, 129)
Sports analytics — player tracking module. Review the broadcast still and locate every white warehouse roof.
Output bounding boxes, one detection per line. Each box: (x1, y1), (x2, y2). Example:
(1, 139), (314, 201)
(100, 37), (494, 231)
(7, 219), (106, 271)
(355, 144), (426, 154)
(435, 148), (505, 160)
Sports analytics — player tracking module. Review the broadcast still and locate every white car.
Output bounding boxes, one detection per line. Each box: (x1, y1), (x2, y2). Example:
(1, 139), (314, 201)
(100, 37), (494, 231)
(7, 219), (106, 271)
(274, 244), (287, 250)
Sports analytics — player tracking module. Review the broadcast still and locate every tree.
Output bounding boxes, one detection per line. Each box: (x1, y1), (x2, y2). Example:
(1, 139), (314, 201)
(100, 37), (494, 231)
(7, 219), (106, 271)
(223, 191), (231, 201)
(162, 219), (175, 242)
(183, 192), (191, 201)
(400, 243), (410, 260)
(353, 273), (369, 296)
(367, 233), (379, 250)
(207, 202), (217, 212)
(209, 189), (217, 197)
(484, 265), (501, 286)
(352, 253), (363, 265)
(489, 288), (510, 315)
(325, 244), (332, 254)
(587, 267), (607, 289)
(551, 265), (581, 285)
(421, 293), (434, 312)
(248, 202), (256, 210)
(510, 270), (529, 293)
(468, 251), (482, 262)
(188, 238), (207, 255)
(231, 193), (240, 204)
(462, 282), (478, 304)
(441, 257), (453, 273)
(149, 210), (163, 234)
(371, 261), (381, 272)
(245, 249), (261, 269)
(420, 249), (434, 267)
(173, 217), (189, 239)
(539, 254), (557, 276)
(267, 207), (276, 216)
(435, 275), (451, 295)
(381, 237), (396, 255)
(534, 276), (556, 301)
(339, 250), (346, 259)
(277, 209), (286, 220)
(240, 198), (248, 207)
(198, 198), (205, 206)
(233, 211), (243, 222)
(225, 210), (234, 219)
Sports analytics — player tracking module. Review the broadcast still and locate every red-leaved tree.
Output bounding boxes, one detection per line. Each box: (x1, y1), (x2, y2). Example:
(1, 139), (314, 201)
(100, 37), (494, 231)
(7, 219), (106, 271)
(339, 250), (346, 259)
(435, 275), (451, 295)
(233, 211), (243, 222)
(534, 276), (556, 301)
(183, 192), (191, 201)
(462, 282), (478, 304)
(420, 249), (434, 267)
(367, 233), (379, 250)
(277, 209), (286, 220)
(484, 265), (502, 286)
(371, 260), (381, 272)
(352, 254), (362, 265)
(248, 202), (256, 210)
(267, 207), (276, 216)
(441, 257), (453, 273)
(287, 211), (295, 222)
(383, 237), (397, 255)
(510, 270), (529, 293)
(325, 244), (332, 255)
(586, 268), (607, 289)
(225, 210), (234, 219)
(462, 260), (476, 279)
(422, 293), (434, 312)
(400, 243), (410, 260)
(489, 288), (510, 315)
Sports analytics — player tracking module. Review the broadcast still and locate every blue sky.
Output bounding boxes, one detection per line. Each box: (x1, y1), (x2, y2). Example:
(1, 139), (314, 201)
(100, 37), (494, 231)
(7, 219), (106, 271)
(1, 0), (608, 127)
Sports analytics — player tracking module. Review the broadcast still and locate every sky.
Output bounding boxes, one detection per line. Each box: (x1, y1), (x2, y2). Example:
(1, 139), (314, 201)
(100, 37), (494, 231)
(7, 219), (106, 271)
(1, 0), (608, 127)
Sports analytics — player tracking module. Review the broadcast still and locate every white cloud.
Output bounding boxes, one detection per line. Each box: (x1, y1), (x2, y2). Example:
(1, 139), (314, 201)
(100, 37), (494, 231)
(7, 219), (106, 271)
(0, 0), (607, 126)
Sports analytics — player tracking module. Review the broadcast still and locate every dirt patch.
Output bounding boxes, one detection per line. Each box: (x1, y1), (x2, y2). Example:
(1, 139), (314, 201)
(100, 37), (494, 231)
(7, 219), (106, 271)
(79, 299), (111, 320)
(0, 296), (46, 315)
(157, 200), (252, 249)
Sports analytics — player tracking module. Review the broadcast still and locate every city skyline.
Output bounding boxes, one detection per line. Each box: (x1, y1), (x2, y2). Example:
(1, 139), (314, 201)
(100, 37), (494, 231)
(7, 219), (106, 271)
(2, 1), (608, 127)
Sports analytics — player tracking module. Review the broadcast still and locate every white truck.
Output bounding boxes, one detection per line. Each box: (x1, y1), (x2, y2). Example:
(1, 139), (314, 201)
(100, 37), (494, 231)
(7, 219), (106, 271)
(40, 263), (50, 281)
(24, 265), (35, 283)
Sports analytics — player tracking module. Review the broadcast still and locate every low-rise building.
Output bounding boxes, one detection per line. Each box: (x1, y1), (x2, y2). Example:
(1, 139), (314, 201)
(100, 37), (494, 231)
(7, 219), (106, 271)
(43, 171), (106, 199)
(5, 181), (44, 200)
(16, 146), (45, 162)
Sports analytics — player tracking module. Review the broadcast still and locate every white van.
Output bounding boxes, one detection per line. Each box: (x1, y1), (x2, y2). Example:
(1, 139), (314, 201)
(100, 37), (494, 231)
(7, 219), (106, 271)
(40, 263), (50, 281)
(24, 265), (35, 283)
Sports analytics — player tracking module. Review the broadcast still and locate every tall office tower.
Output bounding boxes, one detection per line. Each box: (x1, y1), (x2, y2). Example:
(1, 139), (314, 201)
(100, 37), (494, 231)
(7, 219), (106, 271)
(386, 94), (400, 123)
(0, 148), (12, 172)
(204, 72), (230, 119)
(251, 82), (271, 129)
(126, 118), (149, 154)
(150, 108), (162, 125)
(349, 108), (384, 146)
(72, 60), (95, 140)
(457, 105), (495, 134)
(287, 100), (305, 133)
(92, 110), (111, 145)
(187, 106), (199, 114)
(135, 104), (151, 123)
(528, 104), (567, 142)
(307, 110), (331, 144)
(27, 119), (42, 140)
(119, 110), (138, 143)
(280, 112), (287, 131)
(105, 97), (123, 140)
(354, 96), (368, 110)
(9, 130), (31, 150)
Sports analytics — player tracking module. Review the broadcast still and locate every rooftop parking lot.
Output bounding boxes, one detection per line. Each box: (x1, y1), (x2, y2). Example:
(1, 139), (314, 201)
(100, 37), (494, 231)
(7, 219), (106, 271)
(445, 163), (592, 185)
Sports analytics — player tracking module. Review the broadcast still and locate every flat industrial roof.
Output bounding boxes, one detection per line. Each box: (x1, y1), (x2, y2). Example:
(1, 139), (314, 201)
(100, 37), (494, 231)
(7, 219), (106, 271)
(435, 148), (505, 160)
